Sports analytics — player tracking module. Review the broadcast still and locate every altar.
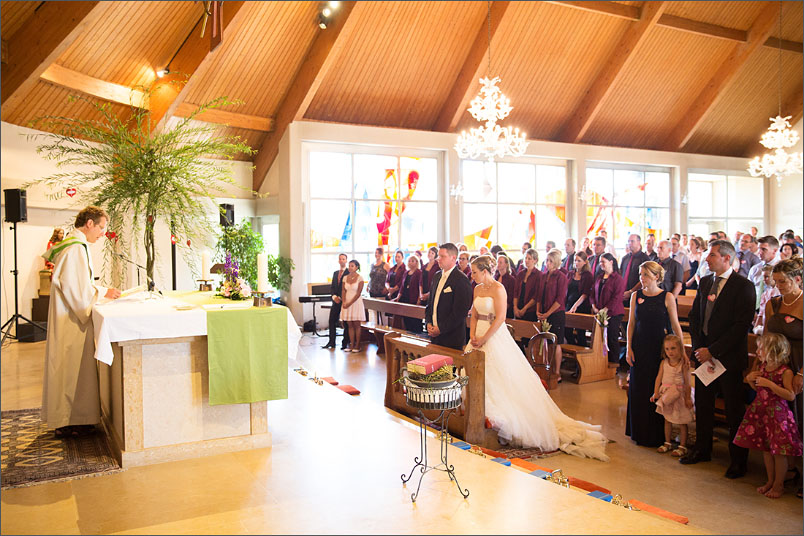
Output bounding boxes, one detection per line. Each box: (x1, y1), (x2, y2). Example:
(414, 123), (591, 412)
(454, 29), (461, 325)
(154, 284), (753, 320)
(92, 291), (301, 468)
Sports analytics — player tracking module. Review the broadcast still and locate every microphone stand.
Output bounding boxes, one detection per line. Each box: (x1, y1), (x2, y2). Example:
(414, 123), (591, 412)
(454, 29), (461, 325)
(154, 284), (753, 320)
(114, 253), (163, 299)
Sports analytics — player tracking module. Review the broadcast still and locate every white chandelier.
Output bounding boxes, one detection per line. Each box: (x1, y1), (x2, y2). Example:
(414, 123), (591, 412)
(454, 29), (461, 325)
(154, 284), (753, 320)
(747, 2), (802, 187)
(748, 115), (802, 187)
(454, 2), (528, 163)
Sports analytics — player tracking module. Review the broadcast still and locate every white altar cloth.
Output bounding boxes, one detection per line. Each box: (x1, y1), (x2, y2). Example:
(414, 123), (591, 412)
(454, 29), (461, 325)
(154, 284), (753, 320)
(92, 292), (301, 366)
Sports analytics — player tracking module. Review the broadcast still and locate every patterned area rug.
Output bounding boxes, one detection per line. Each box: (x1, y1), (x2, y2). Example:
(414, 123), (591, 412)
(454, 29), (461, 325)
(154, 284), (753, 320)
(497, 445), (561, 459)
(1, 408), (122, 489)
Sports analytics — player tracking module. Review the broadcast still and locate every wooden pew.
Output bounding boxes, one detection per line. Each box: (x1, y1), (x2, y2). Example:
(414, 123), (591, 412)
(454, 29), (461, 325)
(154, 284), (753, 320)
(361, 297), (428, 354)
(383, 332), (498, 448)
(507, 315), (616, 384)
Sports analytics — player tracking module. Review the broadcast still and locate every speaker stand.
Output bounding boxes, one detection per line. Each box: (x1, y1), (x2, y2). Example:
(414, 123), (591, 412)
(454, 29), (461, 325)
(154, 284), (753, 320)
(1, 222), (46, 345)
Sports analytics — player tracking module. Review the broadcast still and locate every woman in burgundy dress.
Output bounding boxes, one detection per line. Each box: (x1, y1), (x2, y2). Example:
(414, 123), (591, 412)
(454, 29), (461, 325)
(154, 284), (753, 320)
(514, 248), (542, 321)
(538, 249), (569, 344)
(419, 246), (439, 306)
(590, 253), (626, 370)
(566, 251), (595, 346)
(396, 255), (423, 333)
(494, 254), (517, 318)
(386, 249), (405, 300)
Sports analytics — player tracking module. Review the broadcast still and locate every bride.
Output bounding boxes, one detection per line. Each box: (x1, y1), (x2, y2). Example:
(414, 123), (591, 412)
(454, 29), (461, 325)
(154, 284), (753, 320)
(467, 255), (609, 461)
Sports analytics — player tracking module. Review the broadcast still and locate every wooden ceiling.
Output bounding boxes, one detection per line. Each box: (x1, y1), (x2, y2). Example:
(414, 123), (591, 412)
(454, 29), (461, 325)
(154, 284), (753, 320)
(1, 1), (802, 190)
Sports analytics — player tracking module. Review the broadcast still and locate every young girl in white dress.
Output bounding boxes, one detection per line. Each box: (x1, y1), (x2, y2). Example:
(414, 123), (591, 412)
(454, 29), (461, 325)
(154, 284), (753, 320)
(466, 255), (609, 461)
(650, 335), (694, 457)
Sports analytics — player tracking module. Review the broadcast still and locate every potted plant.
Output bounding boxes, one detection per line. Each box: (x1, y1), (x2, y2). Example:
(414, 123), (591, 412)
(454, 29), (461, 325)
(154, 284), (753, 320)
(24, 86), (255, 286)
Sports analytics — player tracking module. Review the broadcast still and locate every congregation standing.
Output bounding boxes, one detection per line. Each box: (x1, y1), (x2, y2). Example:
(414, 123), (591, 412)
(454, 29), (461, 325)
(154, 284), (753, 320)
(323, 227), (803, 498)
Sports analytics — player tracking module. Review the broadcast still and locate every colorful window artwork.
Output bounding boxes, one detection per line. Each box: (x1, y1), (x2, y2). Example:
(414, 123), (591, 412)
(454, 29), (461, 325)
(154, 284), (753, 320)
(585, 166), (670, 249)
(687, 172), (764, 237)
(461, 160), (567, 255)
(309, 151), (438, 282)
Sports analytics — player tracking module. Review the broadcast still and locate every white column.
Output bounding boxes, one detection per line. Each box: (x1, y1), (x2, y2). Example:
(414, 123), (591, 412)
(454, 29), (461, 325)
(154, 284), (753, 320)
(572, 159), (587, 241)
(446, 149), (462, 244)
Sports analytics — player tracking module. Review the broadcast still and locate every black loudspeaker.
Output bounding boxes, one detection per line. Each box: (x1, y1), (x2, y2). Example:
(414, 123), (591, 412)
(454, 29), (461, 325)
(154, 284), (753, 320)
(220, 203), (234, 227)
(17, 321), (47, 342)
(4, 189), (27, 223)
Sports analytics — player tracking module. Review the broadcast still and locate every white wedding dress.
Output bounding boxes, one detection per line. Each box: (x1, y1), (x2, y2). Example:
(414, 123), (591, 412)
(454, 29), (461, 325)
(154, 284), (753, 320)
(466, 296), (609, 461)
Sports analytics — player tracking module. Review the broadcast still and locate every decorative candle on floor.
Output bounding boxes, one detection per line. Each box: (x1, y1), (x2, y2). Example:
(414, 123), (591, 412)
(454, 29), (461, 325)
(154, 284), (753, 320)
(257, 253), (268, 293)
(202, 250), (211, 281)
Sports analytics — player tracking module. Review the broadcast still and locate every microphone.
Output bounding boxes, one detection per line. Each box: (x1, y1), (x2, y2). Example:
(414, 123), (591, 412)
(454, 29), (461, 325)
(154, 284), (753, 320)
(114, 252), (158, 293)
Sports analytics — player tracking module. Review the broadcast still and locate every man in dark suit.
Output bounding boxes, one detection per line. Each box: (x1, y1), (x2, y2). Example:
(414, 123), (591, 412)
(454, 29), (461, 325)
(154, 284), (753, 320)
(322, 253), (350, 349)
(620, 233), (650, 306)
(561, 238), (576, 273)
(588, 236), (606, 278)
(425, 243), (473, 350)
(680, 240), (756, 479)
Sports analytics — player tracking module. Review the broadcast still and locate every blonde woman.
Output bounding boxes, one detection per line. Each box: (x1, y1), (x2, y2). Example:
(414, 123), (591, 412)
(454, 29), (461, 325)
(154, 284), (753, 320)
(466, 255), (608, 461)
(625, 260), (684, 447)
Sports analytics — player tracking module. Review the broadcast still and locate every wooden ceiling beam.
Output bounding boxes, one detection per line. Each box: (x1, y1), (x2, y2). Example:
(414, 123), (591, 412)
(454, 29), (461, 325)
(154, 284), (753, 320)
(150, 1), (247, 132)
(252, 1), (359, 192)
(557, 1), (666, 143)
(431, 1), (511, 133)
(547, 1), (803, 53)
(1, 1), (108, 118)
(39, 64), (273, 131)
(1, 39), (7, 65)
(662, 2), (782, 152)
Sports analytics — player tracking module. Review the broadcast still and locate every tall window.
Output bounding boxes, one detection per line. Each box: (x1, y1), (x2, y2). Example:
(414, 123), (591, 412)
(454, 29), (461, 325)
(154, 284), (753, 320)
(687, 172), (764, 239)
(585, 165), (671, 251)
(461, 160), (566, 253)
(308, 150), (439, 282)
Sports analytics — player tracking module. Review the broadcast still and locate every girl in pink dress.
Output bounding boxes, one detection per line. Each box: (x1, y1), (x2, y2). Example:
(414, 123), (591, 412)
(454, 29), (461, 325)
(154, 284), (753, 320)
(734, 333), (803, 498)
(651, 335), (694, 457)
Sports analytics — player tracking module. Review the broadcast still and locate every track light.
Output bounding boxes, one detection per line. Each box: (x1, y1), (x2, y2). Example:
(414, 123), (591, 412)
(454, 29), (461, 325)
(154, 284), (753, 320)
(328, 1), (340, 8)
(318, 12), (328, 29)
(156, 68), (170, 78)
(318, 1), (339, 30)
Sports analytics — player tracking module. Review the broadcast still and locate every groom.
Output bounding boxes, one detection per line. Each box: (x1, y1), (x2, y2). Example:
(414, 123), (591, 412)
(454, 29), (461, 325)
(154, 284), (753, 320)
(425, 243), (473, 350)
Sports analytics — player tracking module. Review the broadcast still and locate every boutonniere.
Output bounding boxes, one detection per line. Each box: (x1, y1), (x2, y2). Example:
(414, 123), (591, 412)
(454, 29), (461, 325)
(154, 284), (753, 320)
(785, 316), (795, 324)
(707, 294), (716, 302)
(637, 298), (645, 304)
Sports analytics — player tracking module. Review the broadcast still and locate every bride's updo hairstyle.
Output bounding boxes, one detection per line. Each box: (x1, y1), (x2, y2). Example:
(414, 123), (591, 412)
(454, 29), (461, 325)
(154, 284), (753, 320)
(471, 255), (495, 274)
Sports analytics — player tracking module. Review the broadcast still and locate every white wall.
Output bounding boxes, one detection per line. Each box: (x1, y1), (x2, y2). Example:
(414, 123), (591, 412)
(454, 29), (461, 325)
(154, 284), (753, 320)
(0, 121), (255, 329)
(255, 120), (765, 323)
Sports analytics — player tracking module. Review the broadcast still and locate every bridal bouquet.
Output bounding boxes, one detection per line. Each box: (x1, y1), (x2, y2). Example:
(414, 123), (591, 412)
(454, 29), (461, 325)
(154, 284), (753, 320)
(217, 252), (252, 301)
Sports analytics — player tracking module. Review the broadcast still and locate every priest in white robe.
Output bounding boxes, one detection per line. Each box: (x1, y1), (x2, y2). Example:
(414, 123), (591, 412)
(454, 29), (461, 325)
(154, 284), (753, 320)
(41, 206), (120, 437)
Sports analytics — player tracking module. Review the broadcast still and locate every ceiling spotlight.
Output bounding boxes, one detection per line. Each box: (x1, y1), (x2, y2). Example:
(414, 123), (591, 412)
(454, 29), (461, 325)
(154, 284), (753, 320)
(328, 1), (340, 8)
(322, 6), (332, 17)
(318, 13), (328, 29)
(156, 68), (170, 78)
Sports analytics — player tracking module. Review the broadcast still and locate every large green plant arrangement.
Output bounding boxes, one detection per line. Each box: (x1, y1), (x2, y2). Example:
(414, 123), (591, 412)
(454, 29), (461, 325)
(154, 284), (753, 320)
(24, 88), (255, 285)
(215, 220), (295, 292)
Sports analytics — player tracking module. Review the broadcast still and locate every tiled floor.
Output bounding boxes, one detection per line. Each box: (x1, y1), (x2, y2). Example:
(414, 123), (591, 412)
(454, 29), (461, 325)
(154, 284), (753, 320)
(1, 334), (802, 534)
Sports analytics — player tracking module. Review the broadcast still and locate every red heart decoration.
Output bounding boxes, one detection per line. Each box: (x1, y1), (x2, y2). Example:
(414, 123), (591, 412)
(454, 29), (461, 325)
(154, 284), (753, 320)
(637, 298), (644, 304)
(170, 235), (177, 245)
(785, 316), (795, 324)
(66, 188), (76, 197)
(186, 239), (191, 246)
(105, 231), (117, 240)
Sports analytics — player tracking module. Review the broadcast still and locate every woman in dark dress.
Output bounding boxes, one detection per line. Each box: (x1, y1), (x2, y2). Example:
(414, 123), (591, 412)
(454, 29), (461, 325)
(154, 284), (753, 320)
(494, 254), (517, 318)
(386, 249), (405, 300)
(538, 249), (569, 344)
(685, 237), (702, 291)
(765, 258), (803, 497)
(625, 261), (684, 447)
(514, 248), (542, 321)
(419, 246), (439, 306)
(590, 253), (626, 369)
(566, 251), (595, 346)
(396, 255), (423, 333)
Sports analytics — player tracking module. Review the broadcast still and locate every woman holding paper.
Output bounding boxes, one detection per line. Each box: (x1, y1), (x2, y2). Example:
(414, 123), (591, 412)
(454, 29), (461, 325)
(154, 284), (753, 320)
(625, 261), (684, 448)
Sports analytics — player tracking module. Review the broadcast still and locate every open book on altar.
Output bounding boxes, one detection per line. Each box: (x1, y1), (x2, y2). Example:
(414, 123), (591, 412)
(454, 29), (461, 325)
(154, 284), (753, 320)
(120, 284), (147, 297)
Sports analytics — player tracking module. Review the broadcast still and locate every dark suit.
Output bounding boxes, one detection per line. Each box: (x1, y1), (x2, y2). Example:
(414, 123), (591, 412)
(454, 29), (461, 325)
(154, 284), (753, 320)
(561, 252), (575, 272)
(688, 271), (755, 464)
(326, 268), (350, 347)
(588, 253), (604, 279)
(425, 267), (473, 350)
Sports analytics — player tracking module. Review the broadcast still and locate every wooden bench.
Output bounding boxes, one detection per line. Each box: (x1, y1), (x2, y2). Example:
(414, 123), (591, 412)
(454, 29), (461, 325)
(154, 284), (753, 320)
(362, 298), (426, 354)
(383, 332), (498, 448)
(507, 315), (616, 384)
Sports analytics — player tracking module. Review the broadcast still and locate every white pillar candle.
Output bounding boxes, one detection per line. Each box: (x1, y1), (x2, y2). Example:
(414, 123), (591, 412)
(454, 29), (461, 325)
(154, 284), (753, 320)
(202, 250), (211, 281)
(257, 253), (268, 293)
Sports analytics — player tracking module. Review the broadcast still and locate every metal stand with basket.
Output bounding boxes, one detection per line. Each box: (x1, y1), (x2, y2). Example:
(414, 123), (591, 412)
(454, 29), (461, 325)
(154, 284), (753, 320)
(400, 373), (470, 502)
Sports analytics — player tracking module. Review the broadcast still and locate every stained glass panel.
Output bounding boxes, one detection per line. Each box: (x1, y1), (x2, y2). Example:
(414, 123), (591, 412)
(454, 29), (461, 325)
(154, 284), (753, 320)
(354, 154), (399, 199)
(586, 168), (613, 205)
(644, 171), (670, 207)
(401, 157), (437, 201)
(462, 203), (497, 251)
(310, 199), (351, 252)
(613, 169), (644, 206)
(498, 204), (535, 252)
(535, 205), (567, 253)
(401, 202), (438, 252)
(537, 165), (566, 205)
